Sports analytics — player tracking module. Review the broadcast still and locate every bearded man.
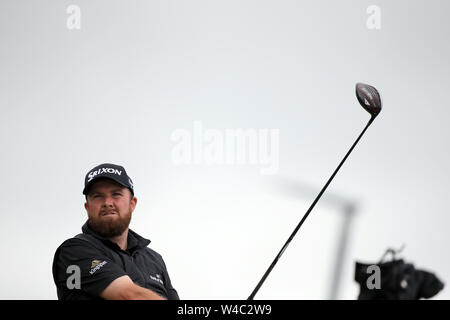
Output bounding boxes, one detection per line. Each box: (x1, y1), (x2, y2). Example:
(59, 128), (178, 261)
(52, 163), (179, 300)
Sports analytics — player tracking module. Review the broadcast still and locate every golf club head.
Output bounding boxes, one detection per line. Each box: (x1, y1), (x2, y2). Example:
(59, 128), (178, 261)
(355, 83), (382, 118)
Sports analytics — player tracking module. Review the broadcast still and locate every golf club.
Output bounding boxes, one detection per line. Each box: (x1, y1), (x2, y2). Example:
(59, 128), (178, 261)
(247, 83), (382, 300)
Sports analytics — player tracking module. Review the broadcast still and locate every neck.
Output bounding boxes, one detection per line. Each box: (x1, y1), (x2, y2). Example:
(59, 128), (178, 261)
(108, 229), (129, 251)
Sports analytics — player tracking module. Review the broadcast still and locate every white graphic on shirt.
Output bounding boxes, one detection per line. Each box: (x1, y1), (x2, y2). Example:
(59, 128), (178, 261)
(89, 260), (107, 275)
(149, 273), (164, 285)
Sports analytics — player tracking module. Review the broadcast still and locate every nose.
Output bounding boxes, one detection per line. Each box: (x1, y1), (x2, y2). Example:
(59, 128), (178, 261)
(102, 195), (115, 207)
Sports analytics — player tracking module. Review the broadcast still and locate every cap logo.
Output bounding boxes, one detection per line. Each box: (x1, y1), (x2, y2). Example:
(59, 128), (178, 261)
(87, 167), (122, 182)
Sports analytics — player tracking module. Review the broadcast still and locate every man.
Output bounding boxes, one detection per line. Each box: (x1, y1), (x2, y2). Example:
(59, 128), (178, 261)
(52, 163), (179, 300)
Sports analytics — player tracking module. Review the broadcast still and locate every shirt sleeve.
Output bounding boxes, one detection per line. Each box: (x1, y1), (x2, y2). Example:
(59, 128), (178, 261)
(160, 257), (180, 300)
(53, 238), (127, 298)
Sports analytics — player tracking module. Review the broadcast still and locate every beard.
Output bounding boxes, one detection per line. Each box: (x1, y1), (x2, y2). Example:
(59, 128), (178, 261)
(88, 207), (132, 238)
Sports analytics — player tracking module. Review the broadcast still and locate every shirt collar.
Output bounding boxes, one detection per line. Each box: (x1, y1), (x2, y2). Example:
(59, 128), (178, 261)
(82, 220), (151, 252)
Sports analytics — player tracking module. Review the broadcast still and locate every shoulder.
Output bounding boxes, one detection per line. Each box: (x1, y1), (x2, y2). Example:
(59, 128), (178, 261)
(56, 234), (97, 252)
(53, 234), (108, 264)
(52, 235), (114, 278)
(143, 246), (163, 260)
(142, 246), (170, 270)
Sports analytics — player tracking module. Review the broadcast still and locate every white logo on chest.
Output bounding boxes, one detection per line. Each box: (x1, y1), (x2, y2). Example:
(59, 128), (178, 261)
(149, 273), (164, 285)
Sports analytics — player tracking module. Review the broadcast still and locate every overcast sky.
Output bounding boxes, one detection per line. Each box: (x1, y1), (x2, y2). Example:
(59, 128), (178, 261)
(0, 0), (449, 299)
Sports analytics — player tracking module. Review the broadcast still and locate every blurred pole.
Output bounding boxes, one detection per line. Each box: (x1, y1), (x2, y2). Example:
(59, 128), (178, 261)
(328, 203), (356, 300)
(266, 177), (359, 300)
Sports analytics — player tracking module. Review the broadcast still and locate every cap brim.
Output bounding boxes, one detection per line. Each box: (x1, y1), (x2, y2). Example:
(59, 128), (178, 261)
(83, 176), (133, 195)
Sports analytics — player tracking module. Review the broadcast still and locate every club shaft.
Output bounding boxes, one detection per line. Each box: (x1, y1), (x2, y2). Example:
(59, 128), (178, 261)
(247, 117), (374, 300)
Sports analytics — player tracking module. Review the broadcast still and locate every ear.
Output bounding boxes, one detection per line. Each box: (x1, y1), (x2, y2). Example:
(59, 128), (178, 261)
(130, 196), (137, 213)
(84, 201), (88, 212)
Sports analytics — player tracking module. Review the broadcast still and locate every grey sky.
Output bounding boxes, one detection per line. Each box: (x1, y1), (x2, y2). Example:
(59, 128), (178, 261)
(0, 0), (449, 299)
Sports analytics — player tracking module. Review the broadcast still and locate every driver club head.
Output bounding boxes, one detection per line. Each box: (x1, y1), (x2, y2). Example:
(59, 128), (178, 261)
(355, 83), (382, 118)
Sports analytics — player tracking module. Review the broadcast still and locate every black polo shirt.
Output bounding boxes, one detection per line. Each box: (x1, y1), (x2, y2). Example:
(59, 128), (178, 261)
(52, 221), (179, 300)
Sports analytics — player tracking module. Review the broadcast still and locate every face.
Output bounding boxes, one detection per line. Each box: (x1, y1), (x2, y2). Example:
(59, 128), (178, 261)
(84, 179), (137, 238)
